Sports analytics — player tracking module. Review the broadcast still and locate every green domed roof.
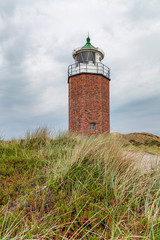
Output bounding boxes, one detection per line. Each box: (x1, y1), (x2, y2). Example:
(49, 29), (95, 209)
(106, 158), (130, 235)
(81, 36), (97, 50)
(72, 36), (105, 60)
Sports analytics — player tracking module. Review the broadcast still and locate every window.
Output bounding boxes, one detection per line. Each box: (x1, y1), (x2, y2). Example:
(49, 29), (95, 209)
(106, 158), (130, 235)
(89, 123), (95, 131)
(76, 51), (95, 64)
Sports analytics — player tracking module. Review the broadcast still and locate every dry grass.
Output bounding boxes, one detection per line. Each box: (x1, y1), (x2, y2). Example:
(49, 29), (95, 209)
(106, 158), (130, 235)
(111, 132), (160, 155)
(0, 129), (159, 239)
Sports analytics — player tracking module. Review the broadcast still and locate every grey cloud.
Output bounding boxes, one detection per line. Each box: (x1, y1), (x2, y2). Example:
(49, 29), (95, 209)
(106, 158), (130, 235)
(111, 95), (160, 136)
(0, 0), (17, 17)
(112, 95), (160, 116)
(133, 32), (160, 64)
(0, 109), (68, 140)
(124, 0), (160, 23)
(0, 0), (159, 139)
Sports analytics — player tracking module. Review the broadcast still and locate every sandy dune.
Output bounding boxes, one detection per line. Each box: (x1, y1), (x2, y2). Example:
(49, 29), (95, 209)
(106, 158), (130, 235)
(124, 151), (160, 172)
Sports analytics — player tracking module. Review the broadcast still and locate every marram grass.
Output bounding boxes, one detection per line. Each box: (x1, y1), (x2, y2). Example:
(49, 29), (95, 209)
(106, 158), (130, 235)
(0, 129), (160, 239)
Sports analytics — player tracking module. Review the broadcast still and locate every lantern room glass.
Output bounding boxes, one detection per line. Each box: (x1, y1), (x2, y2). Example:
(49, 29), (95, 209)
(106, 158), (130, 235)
(75, 51), (95, 64)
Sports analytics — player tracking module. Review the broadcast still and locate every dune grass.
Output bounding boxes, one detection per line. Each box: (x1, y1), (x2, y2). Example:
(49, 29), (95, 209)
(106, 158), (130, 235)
(0, 128), (160, 239)
(113, 132), (160, 155)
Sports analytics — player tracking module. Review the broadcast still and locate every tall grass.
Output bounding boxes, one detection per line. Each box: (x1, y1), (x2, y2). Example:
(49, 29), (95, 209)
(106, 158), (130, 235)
(0, 129), (159, 239)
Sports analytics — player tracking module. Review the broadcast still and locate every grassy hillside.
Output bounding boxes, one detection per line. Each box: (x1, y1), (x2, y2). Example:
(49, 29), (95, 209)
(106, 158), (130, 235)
(112, 132), (160, 155)
(0, 129), (160, 239)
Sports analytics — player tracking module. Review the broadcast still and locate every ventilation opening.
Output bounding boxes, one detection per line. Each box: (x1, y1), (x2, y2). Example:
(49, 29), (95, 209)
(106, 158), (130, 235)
(89, 123), (95, 131)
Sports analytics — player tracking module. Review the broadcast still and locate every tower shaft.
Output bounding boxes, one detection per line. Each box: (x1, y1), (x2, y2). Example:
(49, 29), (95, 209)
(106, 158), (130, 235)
(69, 73), (110, 135)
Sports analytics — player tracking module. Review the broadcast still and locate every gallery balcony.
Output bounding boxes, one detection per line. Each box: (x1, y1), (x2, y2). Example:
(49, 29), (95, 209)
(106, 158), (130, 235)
(68, 62), (110, 80)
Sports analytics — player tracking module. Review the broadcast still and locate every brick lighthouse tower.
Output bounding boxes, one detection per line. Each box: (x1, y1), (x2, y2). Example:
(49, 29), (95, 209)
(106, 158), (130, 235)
(68, 37), (111, 135)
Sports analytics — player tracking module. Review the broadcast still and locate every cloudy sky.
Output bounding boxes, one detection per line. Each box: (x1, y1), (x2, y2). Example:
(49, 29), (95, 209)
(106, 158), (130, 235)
(0, 0), (160, 139)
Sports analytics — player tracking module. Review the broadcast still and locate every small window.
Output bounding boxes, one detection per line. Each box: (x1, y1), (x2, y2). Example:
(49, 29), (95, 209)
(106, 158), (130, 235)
(89, 123), (95, 131)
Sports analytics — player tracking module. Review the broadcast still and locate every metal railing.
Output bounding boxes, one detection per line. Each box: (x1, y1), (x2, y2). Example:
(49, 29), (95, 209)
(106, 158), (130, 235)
(68, 62), (110, 79)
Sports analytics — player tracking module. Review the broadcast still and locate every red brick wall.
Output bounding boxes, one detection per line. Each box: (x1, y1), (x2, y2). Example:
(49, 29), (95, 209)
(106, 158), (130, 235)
(68, 73), (110, 135)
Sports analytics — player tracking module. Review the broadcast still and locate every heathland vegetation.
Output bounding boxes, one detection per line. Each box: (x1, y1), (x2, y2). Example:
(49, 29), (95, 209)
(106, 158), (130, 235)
(0, 128), (160, 239)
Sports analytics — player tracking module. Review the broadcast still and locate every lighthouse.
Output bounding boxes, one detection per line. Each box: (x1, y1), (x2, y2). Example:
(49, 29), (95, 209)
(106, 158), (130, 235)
(68, 37), (111, 135)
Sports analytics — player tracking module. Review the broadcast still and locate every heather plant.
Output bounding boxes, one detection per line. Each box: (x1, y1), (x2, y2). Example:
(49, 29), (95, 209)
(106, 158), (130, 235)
(0, 130), (159, 239)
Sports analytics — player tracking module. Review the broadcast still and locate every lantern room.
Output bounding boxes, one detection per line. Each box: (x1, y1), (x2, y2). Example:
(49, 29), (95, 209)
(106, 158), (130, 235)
(68, 37), (110, 79)
(73, 36), (104, 64)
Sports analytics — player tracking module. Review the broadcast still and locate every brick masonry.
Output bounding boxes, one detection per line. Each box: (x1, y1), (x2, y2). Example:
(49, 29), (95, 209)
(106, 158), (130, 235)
(68, 73), (110, 135)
